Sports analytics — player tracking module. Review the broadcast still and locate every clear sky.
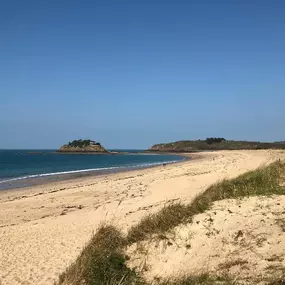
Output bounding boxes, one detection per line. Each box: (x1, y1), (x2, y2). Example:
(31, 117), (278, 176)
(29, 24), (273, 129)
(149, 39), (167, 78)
(1, 0), (285, 149)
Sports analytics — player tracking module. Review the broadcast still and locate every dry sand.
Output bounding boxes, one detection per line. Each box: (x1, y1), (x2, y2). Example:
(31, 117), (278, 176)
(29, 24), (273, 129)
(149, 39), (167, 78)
(0, 150), (285, 285)
(127, 195), (285, 284)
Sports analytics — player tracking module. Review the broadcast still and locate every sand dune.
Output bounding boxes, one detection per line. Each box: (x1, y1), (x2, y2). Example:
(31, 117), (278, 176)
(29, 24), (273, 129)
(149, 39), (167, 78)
(0, 150), (284, 285)
(127, 195), (285, 282)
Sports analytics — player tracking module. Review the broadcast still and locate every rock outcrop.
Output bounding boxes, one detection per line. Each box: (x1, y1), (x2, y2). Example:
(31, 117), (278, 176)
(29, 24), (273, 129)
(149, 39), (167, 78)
(57, 140), (108, 153)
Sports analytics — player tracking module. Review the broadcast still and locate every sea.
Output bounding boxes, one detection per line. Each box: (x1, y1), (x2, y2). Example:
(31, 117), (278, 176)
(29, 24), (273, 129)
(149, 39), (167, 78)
(0, 150), (185, 190)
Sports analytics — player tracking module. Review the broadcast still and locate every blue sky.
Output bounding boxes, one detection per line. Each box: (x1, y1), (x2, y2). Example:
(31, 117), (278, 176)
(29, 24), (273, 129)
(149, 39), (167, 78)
(1, 0), (285, 149)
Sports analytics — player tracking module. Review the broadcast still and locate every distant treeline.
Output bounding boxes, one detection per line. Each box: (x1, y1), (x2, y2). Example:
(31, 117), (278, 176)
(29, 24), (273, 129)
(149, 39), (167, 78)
(67, 139), (101, 148)
(205, 137), (226, 144)
(149, 138), (285, 152)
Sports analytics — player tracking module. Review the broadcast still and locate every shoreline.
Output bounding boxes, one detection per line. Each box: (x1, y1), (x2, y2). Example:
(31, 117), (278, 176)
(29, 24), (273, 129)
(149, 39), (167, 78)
(0, 153), (188, 192)
(0, 152), (199, 201)
(1, 150), (283, 285)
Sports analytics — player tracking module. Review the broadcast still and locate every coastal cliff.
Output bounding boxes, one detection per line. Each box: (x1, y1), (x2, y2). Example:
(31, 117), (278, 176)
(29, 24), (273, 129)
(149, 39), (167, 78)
(149, 138), (285, 152)
(57, 139), (108, 153)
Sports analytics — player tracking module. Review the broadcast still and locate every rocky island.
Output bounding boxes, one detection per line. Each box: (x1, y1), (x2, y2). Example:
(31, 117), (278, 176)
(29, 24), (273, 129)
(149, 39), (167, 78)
(57, 139), (108, 154)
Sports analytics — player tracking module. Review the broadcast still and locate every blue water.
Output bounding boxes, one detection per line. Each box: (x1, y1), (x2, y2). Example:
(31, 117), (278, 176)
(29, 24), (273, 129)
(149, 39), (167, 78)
(0, 150), (184, 187)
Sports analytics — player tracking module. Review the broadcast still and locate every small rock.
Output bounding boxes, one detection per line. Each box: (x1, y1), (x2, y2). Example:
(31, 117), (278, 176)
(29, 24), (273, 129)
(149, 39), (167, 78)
(234, 230), (243, 240)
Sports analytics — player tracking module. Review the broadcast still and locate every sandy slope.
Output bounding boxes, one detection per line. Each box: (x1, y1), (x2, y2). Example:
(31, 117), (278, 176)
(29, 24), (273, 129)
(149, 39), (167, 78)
(127, 195), (285, 284)
(0, 150), (284, 285)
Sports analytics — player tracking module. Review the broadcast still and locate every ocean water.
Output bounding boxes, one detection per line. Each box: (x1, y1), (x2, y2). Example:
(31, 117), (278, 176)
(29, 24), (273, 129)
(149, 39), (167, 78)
(0, 150), (184, 190)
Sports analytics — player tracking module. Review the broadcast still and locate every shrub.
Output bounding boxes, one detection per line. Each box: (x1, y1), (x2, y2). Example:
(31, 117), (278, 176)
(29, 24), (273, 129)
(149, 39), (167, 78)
(205, 137), (226, 144)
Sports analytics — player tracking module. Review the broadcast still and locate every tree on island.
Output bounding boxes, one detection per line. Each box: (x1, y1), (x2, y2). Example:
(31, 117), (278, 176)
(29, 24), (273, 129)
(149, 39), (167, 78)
(205, 137), (226, 144)
(67, 139), (101, 148)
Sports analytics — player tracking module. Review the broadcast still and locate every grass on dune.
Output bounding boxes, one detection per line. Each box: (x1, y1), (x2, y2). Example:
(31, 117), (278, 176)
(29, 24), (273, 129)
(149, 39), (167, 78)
(127, 160), (285, 243)
(58, 160), (285, 285)
(57, 225), (143, 285)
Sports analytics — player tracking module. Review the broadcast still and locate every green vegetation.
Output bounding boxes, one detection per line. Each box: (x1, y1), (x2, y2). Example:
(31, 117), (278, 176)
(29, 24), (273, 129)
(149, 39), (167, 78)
(127, 203), (193, 244)
(149, 139), (285, 152)
(205, 137), (226, 144)
(57, 161), (285, 285)
(67, 139), (101, 148)
(58, 225), (143, 285)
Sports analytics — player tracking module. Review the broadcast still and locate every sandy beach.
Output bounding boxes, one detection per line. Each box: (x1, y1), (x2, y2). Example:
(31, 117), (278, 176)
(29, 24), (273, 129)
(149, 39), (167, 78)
(1, 150), (285, 285)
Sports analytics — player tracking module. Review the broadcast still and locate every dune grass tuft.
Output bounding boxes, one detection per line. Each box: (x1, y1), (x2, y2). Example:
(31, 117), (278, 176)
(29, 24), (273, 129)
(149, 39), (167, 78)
(126, 203), (193, 244)
(57, 225), (143, 285)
